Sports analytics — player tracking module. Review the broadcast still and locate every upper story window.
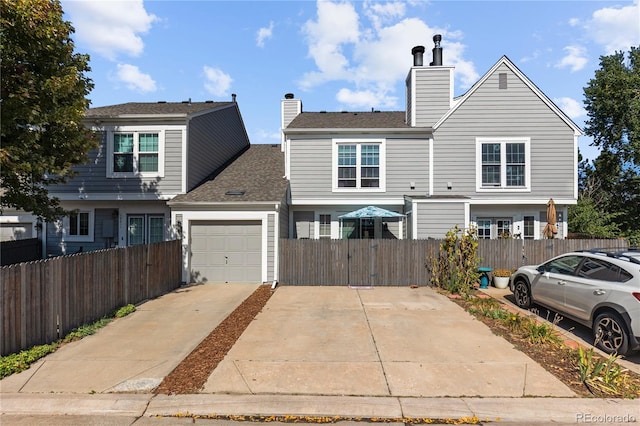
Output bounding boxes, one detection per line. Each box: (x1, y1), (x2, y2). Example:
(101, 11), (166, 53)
(63, 210), (94, 242)
(107, 128), (165, 178)
(476, 137), (530, 192)
(333, 139), (385, 192)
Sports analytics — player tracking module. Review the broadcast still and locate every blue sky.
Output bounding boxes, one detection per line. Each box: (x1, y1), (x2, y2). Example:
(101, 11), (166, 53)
(62, 0), (639, 161)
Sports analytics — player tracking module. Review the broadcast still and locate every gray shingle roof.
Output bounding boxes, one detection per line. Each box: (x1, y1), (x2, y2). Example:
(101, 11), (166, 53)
(286, 111), (408, 129)
(170, 144), (287, 204)
(85, 101), (233, 118)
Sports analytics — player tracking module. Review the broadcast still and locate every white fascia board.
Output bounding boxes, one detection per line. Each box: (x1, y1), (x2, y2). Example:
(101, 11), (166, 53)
(469, 198), (577, 205)
(291, 198), (405, 206)
(52, 193), (176, 201)
(168, 201), (280, 210)
(284, 127), (432, 135)
(285, 138), (291, 179)
(410, 197), (577, 205)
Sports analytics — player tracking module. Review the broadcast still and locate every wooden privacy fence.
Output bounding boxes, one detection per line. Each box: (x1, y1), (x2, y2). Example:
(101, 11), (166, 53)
(279, 238), (628, 286)
(1, 238), (42, 266)
(1, 240), (182, 356)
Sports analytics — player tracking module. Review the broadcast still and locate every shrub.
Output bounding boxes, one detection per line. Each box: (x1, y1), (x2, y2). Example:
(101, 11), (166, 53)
(428, 225), (481, 296)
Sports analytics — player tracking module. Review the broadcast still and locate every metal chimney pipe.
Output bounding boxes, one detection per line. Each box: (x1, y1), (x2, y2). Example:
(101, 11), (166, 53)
(430, 34), (443, 66)
(411, 46), (425, 66)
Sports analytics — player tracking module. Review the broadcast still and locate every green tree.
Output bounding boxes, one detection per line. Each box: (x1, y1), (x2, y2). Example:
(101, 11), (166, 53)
(1, 0), (97, 221)
(582, 47), (640, 244)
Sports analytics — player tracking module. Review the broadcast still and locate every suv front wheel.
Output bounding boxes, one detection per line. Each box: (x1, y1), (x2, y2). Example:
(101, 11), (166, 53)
(513, 279), (532, 309)
(593, 312), (630, 355)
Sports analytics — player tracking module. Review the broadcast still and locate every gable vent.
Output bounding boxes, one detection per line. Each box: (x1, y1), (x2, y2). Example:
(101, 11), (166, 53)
(499, 73), (507, 89)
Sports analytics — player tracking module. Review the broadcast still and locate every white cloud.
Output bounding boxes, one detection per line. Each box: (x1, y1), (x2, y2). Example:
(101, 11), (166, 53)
(301, 0), (360, 84)
(554, 97), (586, 119)
(299, 1), (478, 109)
(363, 0), (406, 31)
(555, 45), (588, 72)
(115, 64), (156, 92)
(63, 1), (158, 60)
(568, 17), (580, 27)
(586, 0), (640, 53)
(203, 66), (233, 97)
(257, 21), (274, 48)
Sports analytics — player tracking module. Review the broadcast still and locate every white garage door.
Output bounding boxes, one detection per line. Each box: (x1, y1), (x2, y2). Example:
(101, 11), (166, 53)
(190, 220), (262, 283)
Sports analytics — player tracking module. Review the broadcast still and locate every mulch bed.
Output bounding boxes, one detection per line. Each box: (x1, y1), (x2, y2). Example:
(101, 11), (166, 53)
(450, 293), (640, 398)
(155, 284), (274, 395)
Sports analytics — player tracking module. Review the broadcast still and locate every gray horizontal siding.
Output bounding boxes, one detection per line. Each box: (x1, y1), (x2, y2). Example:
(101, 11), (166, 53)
(433, 63), (575, 199)
(279, 195), (290, 238)
(187, 105), (250, 191)
(289, 136), (430, 200)
(386, 138), (429, 195)
(412, 68), (451, 127)
(163, 129), (183, 193)
(289, 138), (333, 200)
(45, 208), (116, 256)
(48, 128), (184, 197)
(415, 202), (466, 239)
(282, 99), (301, 129)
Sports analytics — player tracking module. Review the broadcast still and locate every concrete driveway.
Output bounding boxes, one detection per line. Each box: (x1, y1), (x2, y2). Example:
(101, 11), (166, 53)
(203, 286), (574, 397)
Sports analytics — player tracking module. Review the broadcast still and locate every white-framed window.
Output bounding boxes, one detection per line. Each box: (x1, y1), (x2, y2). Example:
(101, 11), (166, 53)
(476, 217), (512, 239)
(476, 137), (530, 192)
(128, 214), (165, 245)
(107, 128), (165, 178)
(318, 214), (331, 239)
(477, 219), (491, 239)
(64, 210), (94, 242)
(332, 139), (385, 191)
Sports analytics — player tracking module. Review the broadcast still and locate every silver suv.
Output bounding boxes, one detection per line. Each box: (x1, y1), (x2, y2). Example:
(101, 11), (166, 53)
(510, 248), (640, 355)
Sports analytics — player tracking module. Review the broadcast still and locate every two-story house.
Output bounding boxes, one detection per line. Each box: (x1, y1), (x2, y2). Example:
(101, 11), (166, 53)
(38, 99), (288, 285)
(281, 35), (581, 241)
(42, 100), (250, 254)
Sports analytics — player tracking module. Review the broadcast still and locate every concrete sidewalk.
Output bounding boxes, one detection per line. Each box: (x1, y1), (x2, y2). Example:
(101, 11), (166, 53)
(2, 284), (639, 425)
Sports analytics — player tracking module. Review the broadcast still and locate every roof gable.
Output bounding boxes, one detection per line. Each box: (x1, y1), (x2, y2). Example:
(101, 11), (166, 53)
(433, 56), (582, 134)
